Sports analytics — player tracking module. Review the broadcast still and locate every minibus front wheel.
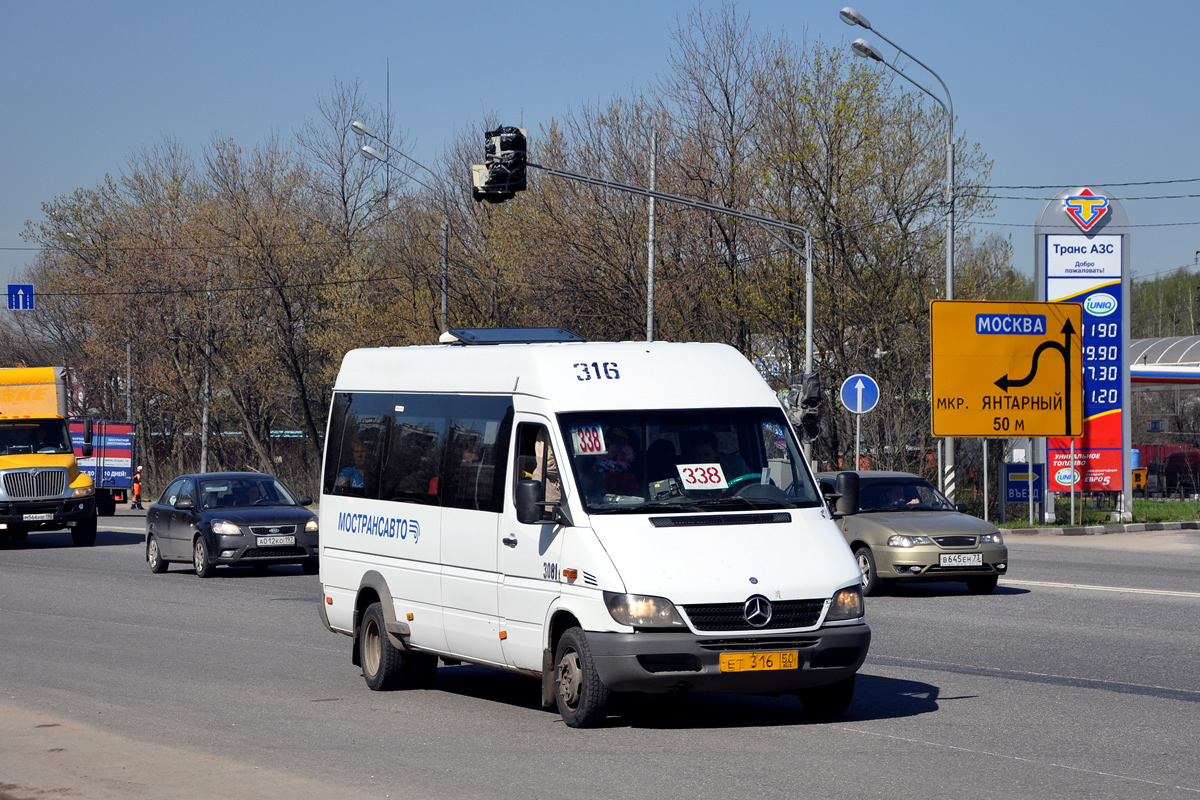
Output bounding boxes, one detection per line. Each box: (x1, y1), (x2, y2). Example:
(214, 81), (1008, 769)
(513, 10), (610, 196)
(554, 627), (612, 728)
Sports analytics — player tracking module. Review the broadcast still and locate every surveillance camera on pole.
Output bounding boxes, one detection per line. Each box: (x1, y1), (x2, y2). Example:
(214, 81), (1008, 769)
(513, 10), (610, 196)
(471, 126), (527, 203)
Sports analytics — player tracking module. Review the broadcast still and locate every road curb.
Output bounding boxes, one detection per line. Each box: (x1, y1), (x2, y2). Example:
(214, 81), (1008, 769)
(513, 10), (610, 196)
(1006, 520), (1200, 536)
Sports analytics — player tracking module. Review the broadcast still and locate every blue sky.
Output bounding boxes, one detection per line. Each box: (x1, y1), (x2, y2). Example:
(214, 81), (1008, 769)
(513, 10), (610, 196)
(3, 0), (1198, 289)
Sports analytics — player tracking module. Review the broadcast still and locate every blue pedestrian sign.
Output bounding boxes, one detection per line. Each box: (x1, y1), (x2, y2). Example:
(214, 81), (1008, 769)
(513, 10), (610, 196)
(7, 284), (34, 310)
(839, 373), (879, 415)
(1004, 462), (1044, 503)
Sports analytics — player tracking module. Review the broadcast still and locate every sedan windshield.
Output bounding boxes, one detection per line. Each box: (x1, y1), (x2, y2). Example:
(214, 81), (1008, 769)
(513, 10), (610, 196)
(556, 408), (821, 514)
(858, 479), (955, 512)
(199, 477), (298, 509)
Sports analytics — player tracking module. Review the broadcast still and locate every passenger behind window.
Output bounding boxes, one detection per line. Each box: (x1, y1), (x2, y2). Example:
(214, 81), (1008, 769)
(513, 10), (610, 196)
(516, 424), (561, 520)
(336, 436), (378, 497)
(681, 430), (751, 481)
(597, 428), (639, 497)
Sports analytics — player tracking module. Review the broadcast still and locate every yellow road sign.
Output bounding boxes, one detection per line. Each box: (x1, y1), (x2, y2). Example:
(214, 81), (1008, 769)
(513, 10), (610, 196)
(931, 300), (1083, 437)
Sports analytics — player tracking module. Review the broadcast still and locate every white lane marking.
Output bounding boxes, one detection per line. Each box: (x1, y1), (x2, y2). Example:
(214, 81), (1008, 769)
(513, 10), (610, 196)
(1001, 578), (1200, 599)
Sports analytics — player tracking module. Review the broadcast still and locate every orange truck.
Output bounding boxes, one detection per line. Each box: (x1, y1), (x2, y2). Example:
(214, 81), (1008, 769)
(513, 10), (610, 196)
(0, 367), (97, 545)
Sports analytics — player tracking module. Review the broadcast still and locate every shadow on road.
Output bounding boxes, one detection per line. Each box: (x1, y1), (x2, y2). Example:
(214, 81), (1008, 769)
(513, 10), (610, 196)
(429, 664), (940, 729)
(0, 530), (144, 549)
(875, 581), (1029, 598)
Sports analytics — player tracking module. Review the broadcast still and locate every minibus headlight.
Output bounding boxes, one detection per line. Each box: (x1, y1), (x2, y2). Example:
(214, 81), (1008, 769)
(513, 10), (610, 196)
(72, 486), (94, 498)
(827, 586), (864, 621)
(211, 520), (242, 536)
(603, 592), (686, 628)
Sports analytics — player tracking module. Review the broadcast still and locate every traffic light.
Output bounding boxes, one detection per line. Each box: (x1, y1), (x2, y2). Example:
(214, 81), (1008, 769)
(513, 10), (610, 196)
(471, 126), (527, 203)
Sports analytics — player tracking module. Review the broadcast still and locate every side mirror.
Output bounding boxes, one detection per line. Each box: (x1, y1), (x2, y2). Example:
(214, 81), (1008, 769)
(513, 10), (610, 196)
(955, 503), (969, 514)
(174, 497), (195, 511)
(298, 495), (313, 506)
(516, 479), (572, 526)
(834, 471), (860, 517)
(81, 443), (93, 458)
(84, 419), (93, 445)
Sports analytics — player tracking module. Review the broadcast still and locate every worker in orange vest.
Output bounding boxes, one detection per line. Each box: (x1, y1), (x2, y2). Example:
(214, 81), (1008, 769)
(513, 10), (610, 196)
(131, 466), (144, 510)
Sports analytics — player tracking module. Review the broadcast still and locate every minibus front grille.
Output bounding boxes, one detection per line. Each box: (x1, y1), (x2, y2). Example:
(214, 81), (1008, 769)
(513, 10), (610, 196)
(683, 599), (825, 631)
(697, 637), (820, 651)
(3, 469), (67, 499)
(650, 512), (791, 528)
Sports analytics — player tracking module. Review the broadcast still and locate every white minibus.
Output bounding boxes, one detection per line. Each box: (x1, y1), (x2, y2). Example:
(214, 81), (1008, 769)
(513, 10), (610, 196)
(317, 328), (869, 727)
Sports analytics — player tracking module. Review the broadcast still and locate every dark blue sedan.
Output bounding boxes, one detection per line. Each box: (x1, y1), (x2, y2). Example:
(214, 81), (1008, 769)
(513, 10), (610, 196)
(145, 472), (318, 577)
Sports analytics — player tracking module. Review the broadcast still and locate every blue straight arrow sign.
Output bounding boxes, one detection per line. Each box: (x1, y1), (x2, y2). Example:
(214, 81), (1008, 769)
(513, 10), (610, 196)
(840, 373), (880, 414)
(840, 373), (879, 469)
(7, 284), (34, 310)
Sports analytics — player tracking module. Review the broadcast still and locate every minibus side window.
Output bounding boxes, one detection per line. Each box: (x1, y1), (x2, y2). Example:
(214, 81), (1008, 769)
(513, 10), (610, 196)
(443, 397), (513, 513)
(380, 396), (448, 505)
(514, 422), (561, 521)
(328, 392), (389, 499)
(322, 393), (351, 495)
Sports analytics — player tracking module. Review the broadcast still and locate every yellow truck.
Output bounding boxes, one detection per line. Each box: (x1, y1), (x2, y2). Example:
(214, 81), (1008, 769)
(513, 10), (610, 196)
(0, 367), (97, 546)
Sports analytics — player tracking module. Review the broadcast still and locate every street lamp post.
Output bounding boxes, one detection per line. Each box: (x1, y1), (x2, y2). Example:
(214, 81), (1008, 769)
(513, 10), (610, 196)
(351, 121), (451, 331)
(841, 6), (957, 500)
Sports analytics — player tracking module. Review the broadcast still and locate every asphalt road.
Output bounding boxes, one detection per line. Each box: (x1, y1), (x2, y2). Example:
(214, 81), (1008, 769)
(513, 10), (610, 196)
(1, 512), (1198, 799)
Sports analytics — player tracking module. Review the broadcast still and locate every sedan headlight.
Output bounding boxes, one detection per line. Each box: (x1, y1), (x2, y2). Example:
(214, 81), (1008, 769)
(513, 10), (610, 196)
(305, 518), (319, 533)
(887, 534), (934, 547)
(211, 520), (242, 536)
(827, 586), (864, 620)
(603, 592), (686, 628)
(980, 532), (1003, 545)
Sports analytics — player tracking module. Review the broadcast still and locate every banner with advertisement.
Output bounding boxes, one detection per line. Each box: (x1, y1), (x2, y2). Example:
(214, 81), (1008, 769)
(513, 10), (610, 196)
(1041, 213), (1125, 492)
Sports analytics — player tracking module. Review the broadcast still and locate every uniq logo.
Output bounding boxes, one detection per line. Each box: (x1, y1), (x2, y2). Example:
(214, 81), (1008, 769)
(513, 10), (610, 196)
(1084, 293), (1118, 316)
(1055, 468), (1079, 485)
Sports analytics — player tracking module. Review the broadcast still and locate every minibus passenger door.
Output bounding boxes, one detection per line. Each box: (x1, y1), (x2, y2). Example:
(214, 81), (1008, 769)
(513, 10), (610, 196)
(499, 420), (566, 672)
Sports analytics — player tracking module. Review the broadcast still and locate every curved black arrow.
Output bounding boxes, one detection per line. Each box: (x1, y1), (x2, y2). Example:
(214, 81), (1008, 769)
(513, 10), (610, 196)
(994, 319), (1077, 435)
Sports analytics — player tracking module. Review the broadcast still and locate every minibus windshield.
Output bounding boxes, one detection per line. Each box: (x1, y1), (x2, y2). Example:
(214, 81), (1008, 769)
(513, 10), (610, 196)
(557, 408), (822, 514)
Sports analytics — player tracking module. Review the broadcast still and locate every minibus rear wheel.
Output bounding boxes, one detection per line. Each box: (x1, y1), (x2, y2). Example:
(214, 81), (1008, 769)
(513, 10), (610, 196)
(553, 627), (611, 728)
(360, 602), (405, 691)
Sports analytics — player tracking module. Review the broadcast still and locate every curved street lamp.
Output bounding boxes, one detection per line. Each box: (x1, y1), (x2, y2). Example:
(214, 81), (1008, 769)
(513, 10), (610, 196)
(351, 120), (451, 331)
(841, 7), (958, 499)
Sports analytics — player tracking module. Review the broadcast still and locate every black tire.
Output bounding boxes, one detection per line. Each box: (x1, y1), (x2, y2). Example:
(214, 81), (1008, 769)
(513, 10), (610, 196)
(854, 546), (883, 597)
(359, 602), (406, 691)
(553, 627), (612, 728)
(193, 536), (216, 578)
(147, 536), (168, 573)
(72, 516), (97, 547)
(797, 674), (856, 717)
(301, 559), (319, 575)
(97, 494), (117, 517)
(967, 575), (999, 594)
